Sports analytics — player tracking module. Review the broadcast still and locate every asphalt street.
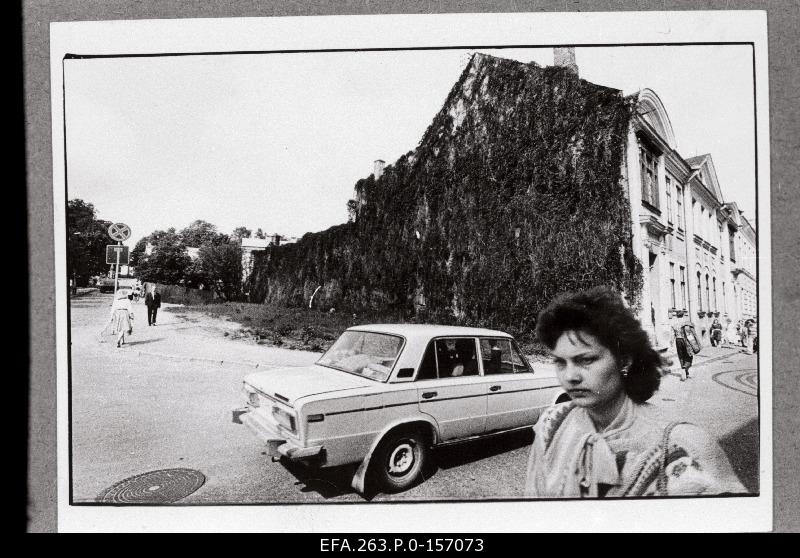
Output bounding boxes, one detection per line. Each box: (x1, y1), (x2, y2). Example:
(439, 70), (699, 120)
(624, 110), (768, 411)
(68, 291), (760, 504)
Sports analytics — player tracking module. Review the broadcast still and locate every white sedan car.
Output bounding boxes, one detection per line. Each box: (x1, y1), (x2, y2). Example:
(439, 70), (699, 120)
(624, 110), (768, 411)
(233, 324), (567, 493)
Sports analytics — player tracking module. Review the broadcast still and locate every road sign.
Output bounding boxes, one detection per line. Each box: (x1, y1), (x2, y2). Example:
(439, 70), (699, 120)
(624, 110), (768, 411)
(108, 222), (131, 242)
(106, 244), (130, 265)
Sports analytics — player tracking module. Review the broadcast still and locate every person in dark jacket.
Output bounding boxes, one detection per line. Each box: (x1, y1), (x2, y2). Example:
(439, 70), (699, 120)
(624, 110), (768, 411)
(672, 319), (700, 381)
(145, 284), (162, 326)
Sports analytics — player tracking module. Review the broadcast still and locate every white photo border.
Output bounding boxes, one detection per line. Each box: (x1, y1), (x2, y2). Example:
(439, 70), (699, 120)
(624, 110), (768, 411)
(52, 11), (771, 532)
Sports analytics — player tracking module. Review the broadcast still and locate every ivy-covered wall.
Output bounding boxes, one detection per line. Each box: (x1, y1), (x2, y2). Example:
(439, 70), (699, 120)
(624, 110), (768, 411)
(249, 53), (642, 333)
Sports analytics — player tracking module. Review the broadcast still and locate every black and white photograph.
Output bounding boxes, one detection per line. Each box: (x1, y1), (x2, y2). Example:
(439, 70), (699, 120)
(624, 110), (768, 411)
(51, 12), (771, 531)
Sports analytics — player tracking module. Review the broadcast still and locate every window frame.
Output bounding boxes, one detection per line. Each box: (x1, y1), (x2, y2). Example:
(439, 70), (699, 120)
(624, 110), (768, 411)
(478, 336), (533, 376)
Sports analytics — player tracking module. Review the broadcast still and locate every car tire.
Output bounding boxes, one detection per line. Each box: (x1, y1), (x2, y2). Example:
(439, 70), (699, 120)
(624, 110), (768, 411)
(372, 429), (428, 493)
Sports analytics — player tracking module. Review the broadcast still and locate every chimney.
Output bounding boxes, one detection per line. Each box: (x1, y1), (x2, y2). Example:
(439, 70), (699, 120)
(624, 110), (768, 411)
(553, 47), (579, 76)
(374, 159), (385, 180)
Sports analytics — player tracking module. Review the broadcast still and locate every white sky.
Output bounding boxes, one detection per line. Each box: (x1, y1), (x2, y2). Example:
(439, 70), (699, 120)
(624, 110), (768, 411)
(64, 45), (756, 247)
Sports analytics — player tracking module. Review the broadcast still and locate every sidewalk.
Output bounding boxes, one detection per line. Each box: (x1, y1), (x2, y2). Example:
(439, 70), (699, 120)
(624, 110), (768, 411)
(70, 287), (98, 298)
(660, 343), (744, 373)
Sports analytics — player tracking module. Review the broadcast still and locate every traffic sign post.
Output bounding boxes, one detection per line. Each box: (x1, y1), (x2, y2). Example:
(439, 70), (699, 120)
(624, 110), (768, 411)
(106, 223), (132, 298)
(105, 245), (130, 265)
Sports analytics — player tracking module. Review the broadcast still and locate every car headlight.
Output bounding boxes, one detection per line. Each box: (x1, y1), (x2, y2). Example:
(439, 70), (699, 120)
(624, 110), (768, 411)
(243, 385), (260, 407)
(272, 406), (296, 433)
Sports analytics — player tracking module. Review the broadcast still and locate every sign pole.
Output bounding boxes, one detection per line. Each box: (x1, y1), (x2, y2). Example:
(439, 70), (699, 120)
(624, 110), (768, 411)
(113, 241), (121, 297)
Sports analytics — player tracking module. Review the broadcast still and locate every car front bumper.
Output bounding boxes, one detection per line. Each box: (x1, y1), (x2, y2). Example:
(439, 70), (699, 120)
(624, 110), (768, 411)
(232, 407), (324, 463)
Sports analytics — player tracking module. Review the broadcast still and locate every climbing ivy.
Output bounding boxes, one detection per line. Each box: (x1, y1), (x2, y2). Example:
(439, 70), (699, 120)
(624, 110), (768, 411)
(248, 53), (642, 333)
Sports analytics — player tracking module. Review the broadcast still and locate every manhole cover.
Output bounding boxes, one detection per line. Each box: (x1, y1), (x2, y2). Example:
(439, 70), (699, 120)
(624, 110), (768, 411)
(97, 468), (205, 503)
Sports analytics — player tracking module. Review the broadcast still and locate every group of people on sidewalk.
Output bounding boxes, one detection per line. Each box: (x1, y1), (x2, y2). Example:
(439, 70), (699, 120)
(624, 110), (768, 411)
(672, 315), (758, 381)
(710, 316), (758, 353)
(103, 283), (162, 347)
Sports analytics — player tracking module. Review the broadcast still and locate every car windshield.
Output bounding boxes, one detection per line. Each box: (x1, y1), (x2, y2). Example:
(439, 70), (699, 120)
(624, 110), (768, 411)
(317, 331), (404, 382)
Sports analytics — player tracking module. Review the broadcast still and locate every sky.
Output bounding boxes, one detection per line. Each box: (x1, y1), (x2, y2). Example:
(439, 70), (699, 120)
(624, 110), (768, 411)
(64, 45), (757, 248)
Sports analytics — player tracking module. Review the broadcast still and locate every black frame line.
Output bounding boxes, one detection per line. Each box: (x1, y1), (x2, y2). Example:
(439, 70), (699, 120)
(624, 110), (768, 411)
(61, 41), (761, 507)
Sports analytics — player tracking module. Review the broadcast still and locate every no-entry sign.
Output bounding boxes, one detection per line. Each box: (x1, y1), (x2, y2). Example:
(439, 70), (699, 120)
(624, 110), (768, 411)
(106, 244), (130, 265)
(108, 222), (131, 242)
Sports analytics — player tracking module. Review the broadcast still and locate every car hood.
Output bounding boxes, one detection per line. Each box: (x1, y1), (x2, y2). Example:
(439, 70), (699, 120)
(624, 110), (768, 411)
(243, 364), (375, 405)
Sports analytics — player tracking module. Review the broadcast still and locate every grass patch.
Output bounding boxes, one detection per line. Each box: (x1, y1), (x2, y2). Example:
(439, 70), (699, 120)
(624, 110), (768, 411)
(164, 301), (551, 361)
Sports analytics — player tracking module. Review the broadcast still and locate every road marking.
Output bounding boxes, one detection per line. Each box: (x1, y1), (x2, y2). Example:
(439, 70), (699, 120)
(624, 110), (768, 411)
(711, 369), (758, 396)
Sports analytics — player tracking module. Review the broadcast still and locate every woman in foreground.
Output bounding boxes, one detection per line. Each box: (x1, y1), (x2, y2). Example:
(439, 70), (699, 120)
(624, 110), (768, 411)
(525, 287), (746, 498)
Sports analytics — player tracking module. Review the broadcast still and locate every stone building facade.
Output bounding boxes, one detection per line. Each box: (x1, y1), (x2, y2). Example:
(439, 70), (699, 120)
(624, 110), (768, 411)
(622, 88), (757, 348)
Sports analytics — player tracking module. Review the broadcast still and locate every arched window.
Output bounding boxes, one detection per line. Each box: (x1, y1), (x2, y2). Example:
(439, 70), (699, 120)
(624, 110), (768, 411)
(697, 271), (703, 311)
(712, 277), (717, 312)
(705, 274), (711, 311)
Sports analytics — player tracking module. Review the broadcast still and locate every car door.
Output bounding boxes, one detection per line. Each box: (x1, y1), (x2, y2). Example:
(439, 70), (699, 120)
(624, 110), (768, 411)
(415, 337), (488, 441)
(481, 337), (553, 433)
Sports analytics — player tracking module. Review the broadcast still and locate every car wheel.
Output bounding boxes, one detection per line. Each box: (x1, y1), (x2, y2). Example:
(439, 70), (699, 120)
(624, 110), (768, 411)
(373, 429), (428, 493)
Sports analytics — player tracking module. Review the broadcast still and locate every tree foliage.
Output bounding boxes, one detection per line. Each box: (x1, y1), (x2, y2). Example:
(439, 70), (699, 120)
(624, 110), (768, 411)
(67, 199), (113, 285)
(197, 241), (243, 301)
(252, 54), (643, 331)
(180, 220), (228, 247)
(232, 226), (252, 239)
(134, 229), (191, 285)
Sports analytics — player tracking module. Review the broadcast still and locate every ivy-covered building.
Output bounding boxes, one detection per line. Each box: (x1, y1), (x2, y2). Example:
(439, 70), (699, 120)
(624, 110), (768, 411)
(248, 49), (757, 345)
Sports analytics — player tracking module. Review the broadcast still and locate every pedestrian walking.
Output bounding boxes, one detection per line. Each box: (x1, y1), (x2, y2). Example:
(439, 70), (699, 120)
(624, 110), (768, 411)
(524, 286), (745, 498)
(108, 290), (134, 348)
(744, 318), (758, 354)
(145, 284), (162, 326)
(672, 317), (700, 381)
(738, 319), (747, 347)
(724, 318), (739, 346)
(710, 318), (723, 347)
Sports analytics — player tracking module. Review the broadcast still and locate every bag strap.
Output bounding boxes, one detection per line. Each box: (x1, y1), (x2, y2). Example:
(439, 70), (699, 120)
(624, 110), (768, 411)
(656, 421), (690, 496)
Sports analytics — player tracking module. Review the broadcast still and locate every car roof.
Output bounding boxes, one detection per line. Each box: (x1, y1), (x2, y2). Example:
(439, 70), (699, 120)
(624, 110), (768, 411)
(346, 323), (513, 339)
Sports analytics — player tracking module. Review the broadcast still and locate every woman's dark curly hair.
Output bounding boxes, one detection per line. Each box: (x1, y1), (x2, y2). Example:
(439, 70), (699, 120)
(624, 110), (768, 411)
(535, 286), (666, 403)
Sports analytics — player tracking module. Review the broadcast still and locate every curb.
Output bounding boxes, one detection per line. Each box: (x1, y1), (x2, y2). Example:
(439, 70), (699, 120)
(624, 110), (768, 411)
(129, 349), (274, 370)
(663, 348), (746, 373)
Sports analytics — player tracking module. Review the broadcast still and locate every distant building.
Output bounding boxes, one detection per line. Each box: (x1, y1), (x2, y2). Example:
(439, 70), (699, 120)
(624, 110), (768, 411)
(240, 234), (300, 282)
(621, 84), (757, 347)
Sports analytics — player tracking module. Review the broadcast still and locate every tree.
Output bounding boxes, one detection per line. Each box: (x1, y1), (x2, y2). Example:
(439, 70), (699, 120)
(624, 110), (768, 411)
(232, 226), (252, 239)
(198, 241), (243, 301)
(180, 220), (228, 247)
(254, 228), (266, 239)
(134, 229), (191, 285)
(67, 199), (113, 286)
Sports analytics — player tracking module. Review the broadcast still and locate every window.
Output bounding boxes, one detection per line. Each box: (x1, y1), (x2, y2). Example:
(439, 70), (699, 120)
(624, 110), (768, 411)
(317, 331), (403, 382)
(729, 228), (736, 261)
(676, 186), (684, 229)
(680, 266), (686, 309)
(640, 142), (660, 208)
(722, 281), (727, 312)
(705, 274), (711, 311)
(700, 206), (706, 240)
(697, 271), (703, 311)
(712, 277), (717, 311)
(479, 338), (531, 375)
(669, 262), (676, 308)
(417, 338), (480, 380)
(666, 176), (673, 223)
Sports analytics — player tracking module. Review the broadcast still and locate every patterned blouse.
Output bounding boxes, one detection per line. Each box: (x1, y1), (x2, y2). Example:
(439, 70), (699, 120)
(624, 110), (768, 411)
(525, 397), (747, 498)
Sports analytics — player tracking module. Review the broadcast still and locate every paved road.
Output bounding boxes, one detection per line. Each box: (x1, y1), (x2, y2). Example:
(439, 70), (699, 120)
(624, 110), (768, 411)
(69, 292), (760, 504)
